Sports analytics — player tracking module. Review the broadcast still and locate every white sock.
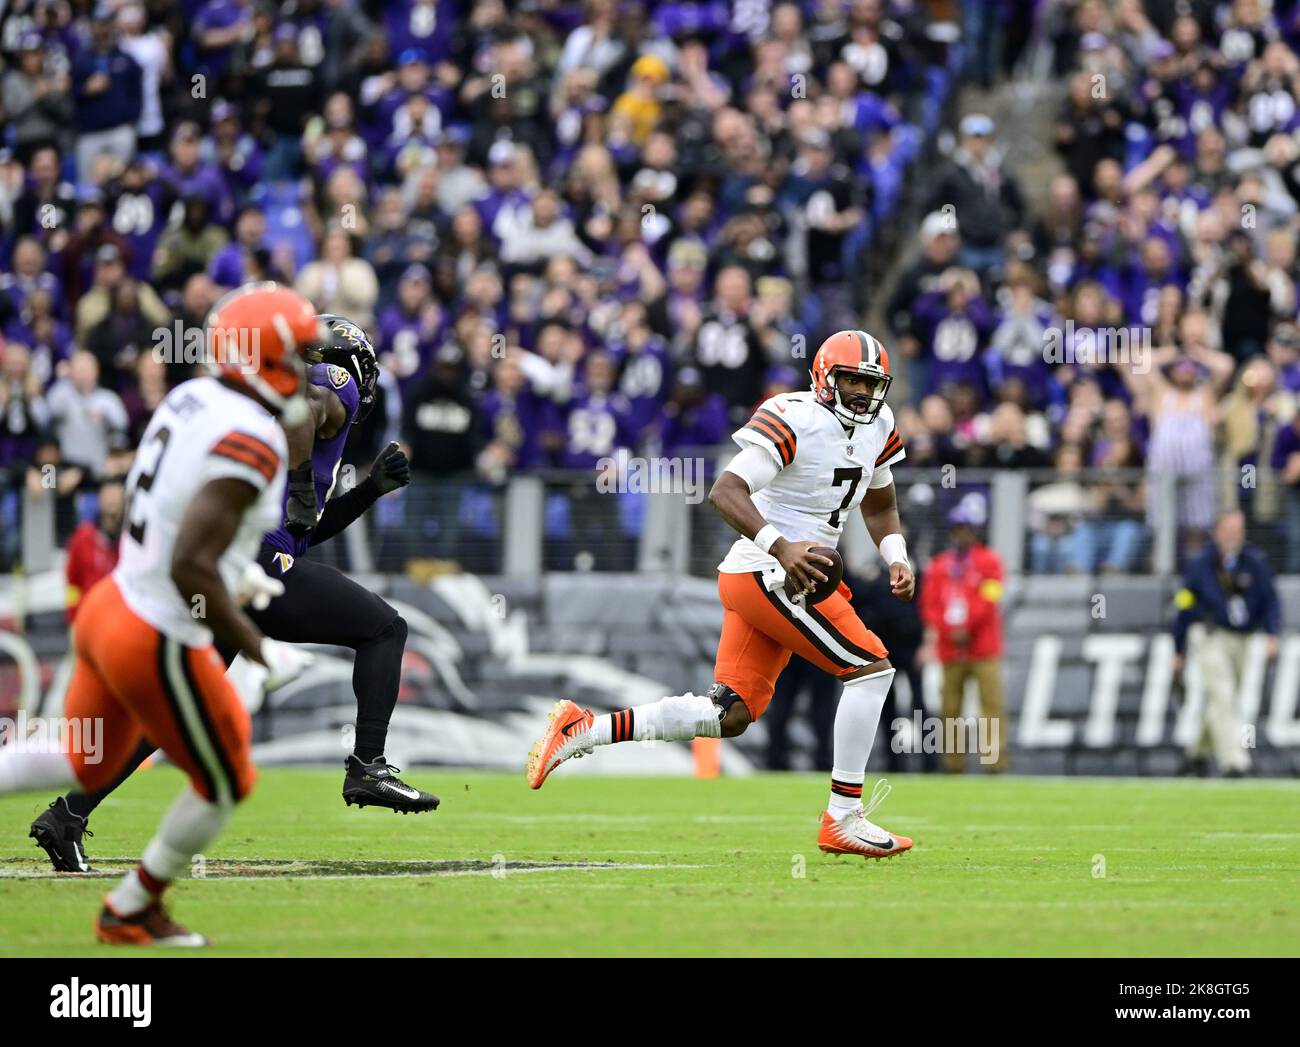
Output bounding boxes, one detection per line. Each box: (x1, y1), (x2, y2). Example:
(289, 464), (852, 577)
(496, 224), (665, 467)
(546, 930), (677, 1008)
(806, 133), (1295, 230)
(0, 747), (76, 794)
(592, 693), (721, 745)
(108, 786), (233, 915)
(828, 668), (895, 817)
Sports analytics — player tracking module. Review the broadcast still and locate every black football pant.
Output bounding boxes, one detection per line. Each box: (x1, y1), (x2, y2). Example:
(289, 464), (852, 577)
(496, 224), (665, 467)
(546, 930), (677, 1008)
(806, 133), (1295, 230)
(61, 545), (407, 821)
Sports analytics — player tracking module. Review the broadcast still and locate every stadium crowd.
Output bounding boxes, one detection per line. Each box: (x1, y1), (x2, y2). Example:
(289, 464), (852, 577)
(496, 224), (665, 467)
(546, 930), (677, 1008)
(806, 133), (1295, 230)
(1, 0), (1300, 575)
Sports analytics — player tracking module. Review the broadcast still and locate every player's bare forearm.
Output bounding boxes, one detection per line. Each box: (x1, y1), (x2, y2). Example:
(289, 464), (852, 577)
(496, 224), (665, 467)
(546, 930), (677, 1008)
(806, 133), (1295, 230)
(861, 482), (914, 601)
(171, 478), (266, 663)
(860, 481), (902, 546)
(708, 471), (833, 590)
(708, 470), (771, 542)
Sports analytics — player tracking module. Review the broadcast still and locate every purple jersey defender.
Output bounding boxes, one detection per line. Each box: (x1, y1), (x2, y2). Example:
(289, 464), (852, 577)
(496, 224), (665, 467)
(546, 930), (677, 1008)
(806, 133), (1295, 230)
(263, 361), (361, 560)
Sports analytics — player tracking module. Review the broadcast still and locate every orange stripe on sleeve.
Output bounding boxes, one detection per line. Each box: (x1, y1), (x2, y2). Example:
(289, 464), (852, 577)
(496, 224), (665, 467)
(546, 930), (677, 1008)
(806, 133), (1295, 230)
(213, 433), (279, 475)
(218, 432), (279, 469)
(754, 410), (798, 450)
(212, 441), (278, 483)
(875, 434), (904, 466)
(745, 419), (794, 465)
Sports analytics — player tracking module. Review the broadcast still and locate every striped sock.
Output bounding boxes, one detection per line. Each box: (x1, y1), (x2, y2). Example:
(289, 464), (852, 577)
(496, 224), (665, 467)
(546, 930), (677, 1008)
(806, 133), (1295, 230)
(593, 708), (639, 745)
(107, 863), (167, 917)
(827, 668), (894, 816)
(828, 772), (865, 817)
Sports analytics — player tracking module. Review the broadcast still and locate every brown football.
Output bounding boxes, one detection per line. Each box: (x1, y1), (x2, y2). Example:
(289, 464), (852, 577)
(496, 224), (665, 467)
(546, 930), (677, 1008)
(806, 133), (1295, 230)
(783, 546), (843, 605)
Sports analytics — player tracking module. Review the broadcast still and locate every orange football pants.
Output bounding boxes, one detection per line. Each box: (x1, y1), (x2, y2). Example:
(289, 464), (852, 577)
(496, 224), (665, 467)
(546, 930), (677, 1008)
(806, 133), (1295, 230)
(64, 577), (256, 804)
(713, 570), (888, 720)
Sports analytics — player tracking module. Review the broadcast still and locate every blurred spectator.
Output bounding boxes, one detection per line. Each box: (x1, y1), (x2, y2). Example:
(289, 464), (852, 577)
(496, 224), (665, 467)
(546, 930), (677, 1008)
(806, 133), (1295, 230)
(209, 204), (272, 290)
(1173, 511), (1280, 776)
(888, 210), (961, 402)
(85, 277), (157, 390)
(924, 114), (1025, 286)
(3, 32), (72, 162)
(121, 351), (170, 444)
(1125, 343), (1235, 547)
(152, 195), (230, 293)
(62, 191), (133, 312)
(403, 347), (480, 476)
(296, 227), (379, 329)
(1081, 437), (1147, 574)
(255, 23), (318, 179)
(116, 2), (171, 155)
(919, 493), (1008, 773)
(71, 5), (142, 184)
(657, 367), (727, 457)
(691, 265), (768, 425)
(45, 351), (128, 480)
(75, 243), (169, 346)
(65, 479), (123, 623)
(0, 342), (51, 486)
(1272, 405), (1300, 572)
(912, 266), (995, 398)
(1028, 444), (1091, 573)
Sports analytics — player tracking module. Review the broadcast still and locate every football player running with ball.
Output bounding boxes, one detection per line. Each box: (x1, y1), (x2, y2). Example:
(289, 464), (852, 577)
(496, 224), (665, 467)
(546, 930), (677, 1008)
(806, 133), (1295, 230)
(527, 331), (916, 859)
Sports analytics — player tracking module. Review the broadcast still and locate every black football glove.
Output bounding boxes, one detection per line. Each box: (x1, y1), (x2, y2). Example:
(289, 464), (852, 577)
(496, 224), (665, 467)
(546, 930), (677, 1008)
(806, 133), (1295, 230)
(369, 441), (411, 494)
(284, 462), (318, 537)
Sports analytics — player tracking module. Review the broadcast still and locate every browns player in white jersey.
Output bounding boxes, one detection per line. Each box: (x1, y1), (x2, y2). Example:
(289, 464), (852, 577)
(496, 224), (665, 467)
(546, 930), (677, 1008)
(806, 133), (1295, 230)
(526, 330), (917, 859)
(0, 283), (320, 944)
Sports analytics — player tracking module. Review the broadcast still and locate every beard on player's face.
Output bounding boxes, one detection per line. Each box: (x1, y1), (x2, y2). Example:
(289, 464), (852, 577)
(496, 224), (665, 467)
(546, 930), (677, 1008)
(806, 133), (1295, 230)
(835, 373), (882, 414)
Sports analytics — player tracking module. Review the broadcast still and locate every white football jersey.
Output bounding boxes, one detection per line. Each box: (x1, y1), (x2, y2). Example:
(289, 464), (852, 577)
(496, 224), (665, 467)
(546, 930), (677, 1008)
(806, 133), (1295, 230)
(718, 391), (905, 573)
(114, 376), (287, 646)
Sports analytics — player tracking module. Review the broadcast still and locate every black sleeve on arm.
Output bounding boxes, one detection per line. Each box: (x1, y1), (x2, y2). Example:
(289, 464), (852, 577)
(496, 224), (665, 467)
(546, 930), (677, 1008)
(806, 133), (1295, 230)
(309, 476), (383, 547)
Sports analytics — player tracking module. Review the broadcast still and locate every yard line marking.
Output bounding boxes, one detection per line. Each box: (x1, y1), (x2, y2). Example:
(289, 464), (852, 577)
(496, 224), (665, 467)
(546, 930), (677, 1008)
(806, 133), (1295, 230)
(0, 857), (708, 880)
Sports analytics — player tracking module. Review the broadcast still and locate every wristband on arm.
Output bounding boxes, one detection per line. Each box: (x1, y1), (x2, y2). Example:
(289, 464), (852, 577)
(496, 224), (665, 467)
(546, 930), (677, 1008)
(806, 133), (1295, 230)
(754, 524), (782, 554)
(879, 532), (908, 566)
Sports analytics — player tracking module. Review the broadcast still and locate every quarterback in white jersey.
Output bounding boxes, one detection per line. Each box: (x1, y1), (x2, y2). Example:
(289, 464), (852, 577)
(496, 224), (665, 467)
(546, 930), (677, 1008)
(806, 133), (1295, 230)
(718, 390), (905, 574)
(0, 283), (320, 946)
(527, 330), (917, 861)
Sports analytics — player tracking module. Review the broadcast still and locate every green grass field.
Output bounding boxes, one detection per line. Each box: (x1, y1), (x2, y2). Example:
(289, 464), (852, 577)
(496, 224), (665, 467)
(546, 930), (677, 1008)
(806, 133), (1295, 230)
(1, 767), (1297, 957)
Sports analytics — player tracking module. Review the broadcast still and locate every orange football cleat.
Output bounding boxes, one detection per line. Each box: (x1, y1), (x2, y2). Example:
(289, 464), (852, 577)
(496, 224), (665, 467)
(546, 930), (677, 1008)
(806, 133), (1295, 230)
(526, 699), (595, 789)
(95, 899), (208, 947)
(817, 780), (912, 860)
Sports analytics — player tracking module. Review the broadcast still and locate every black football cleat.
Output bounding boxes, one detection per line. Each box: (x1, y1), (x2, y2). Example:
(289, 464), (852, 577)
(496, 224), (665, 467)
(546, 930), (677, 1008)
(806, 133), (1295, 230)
(30, 797), (96, 873)
(342, 756), (440, 814)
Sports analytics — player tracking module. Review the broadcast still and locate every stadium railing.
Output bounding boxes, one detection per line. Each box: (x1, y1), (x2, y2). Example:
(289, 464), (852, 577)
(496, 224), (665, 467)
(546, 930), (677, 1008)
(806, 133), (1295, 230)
(12, 462), (1295, 582)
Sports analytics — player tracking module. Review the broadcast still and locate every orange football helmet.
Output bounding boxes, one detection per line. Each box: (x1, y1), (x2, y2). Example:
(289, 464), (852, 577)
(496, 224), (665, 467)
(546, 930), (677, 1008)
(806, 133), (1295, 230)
(205, 283), (321, 423)
(811, 329), (892, 425)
